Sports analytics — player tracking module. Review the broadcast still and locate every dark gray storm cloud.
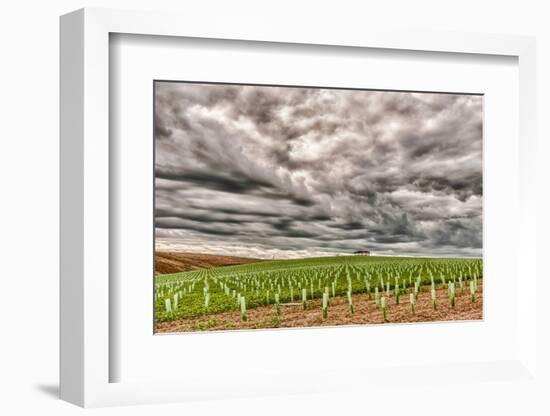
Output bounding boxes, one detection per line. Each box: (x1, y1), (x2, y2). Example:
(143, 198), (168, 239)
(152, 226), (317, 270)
(155, 82), (482, 258)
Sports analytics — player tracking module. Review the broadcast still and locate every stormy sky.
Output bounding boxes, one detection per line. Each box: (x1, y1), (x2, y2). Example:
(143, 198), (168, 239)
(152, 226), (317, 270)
(154, 82), (482, 259)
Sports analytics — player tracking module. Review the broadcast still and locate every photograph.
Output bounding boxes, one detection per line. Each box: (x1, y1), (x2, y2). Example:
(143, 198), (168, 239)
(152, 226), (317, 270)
(153, 81), (483, 333)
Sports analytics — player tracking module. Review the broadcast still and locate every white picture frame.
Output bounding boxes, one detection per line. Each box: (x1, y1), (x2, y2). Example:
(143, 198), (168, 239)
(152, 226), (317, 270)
(60, 7), (538, 408)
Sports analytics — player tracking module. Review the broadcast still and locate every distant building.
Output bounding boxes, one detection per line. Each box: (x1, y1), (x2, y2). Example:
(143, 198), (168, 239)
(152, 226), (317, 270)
(353, 250), (371, 256)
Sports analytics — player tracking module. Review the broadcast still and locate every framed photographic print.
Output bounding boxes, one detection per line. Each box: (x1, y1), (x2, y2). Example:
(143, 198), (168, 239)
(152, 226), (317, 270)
(60, 7), (539, 408)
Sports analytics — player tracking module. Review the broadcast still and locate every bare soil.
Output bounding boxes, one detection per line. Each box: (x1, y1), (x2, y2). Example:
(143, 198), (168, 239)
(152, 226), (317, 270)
(156, 281), (483, 333)
(155, 251), (263, 274)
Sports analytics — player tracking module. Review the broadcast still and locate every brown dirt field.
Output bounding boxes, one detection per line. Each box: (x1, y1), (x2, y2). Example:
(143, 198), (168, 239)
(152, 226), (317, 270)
(155, 251), (263, 274)
(156, 281), (483, 333)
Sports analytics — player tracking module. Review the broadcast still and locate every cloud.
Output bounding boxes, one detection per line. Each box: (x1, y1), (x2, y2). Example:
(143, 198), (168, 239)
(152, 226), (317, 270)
(154, 82), (483, 258)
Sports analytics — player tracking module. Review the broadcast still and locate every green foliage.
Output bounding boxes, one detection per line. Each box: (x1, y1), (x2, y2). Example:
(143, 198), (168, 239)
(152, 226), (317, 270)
(155, 255), (482, 323)
(192, 319), (219, 331)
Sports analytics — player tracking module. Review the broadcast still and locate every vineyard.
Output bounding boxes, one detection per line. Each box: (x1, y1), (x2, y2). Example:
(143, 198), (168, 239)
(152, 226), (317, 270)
(155, 255), (483, 333)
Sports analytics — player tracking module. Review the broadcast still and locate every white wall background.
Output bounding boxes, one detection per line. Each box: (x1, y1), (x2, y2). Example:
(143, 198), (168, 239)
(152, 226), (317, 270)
(0, 1), (548, 415)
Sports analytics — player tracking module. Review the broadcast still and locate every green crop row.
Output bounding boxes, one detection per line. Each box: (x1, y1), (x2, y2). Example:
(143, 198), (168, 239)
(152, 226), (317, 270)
(154, 255), (482, 322)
